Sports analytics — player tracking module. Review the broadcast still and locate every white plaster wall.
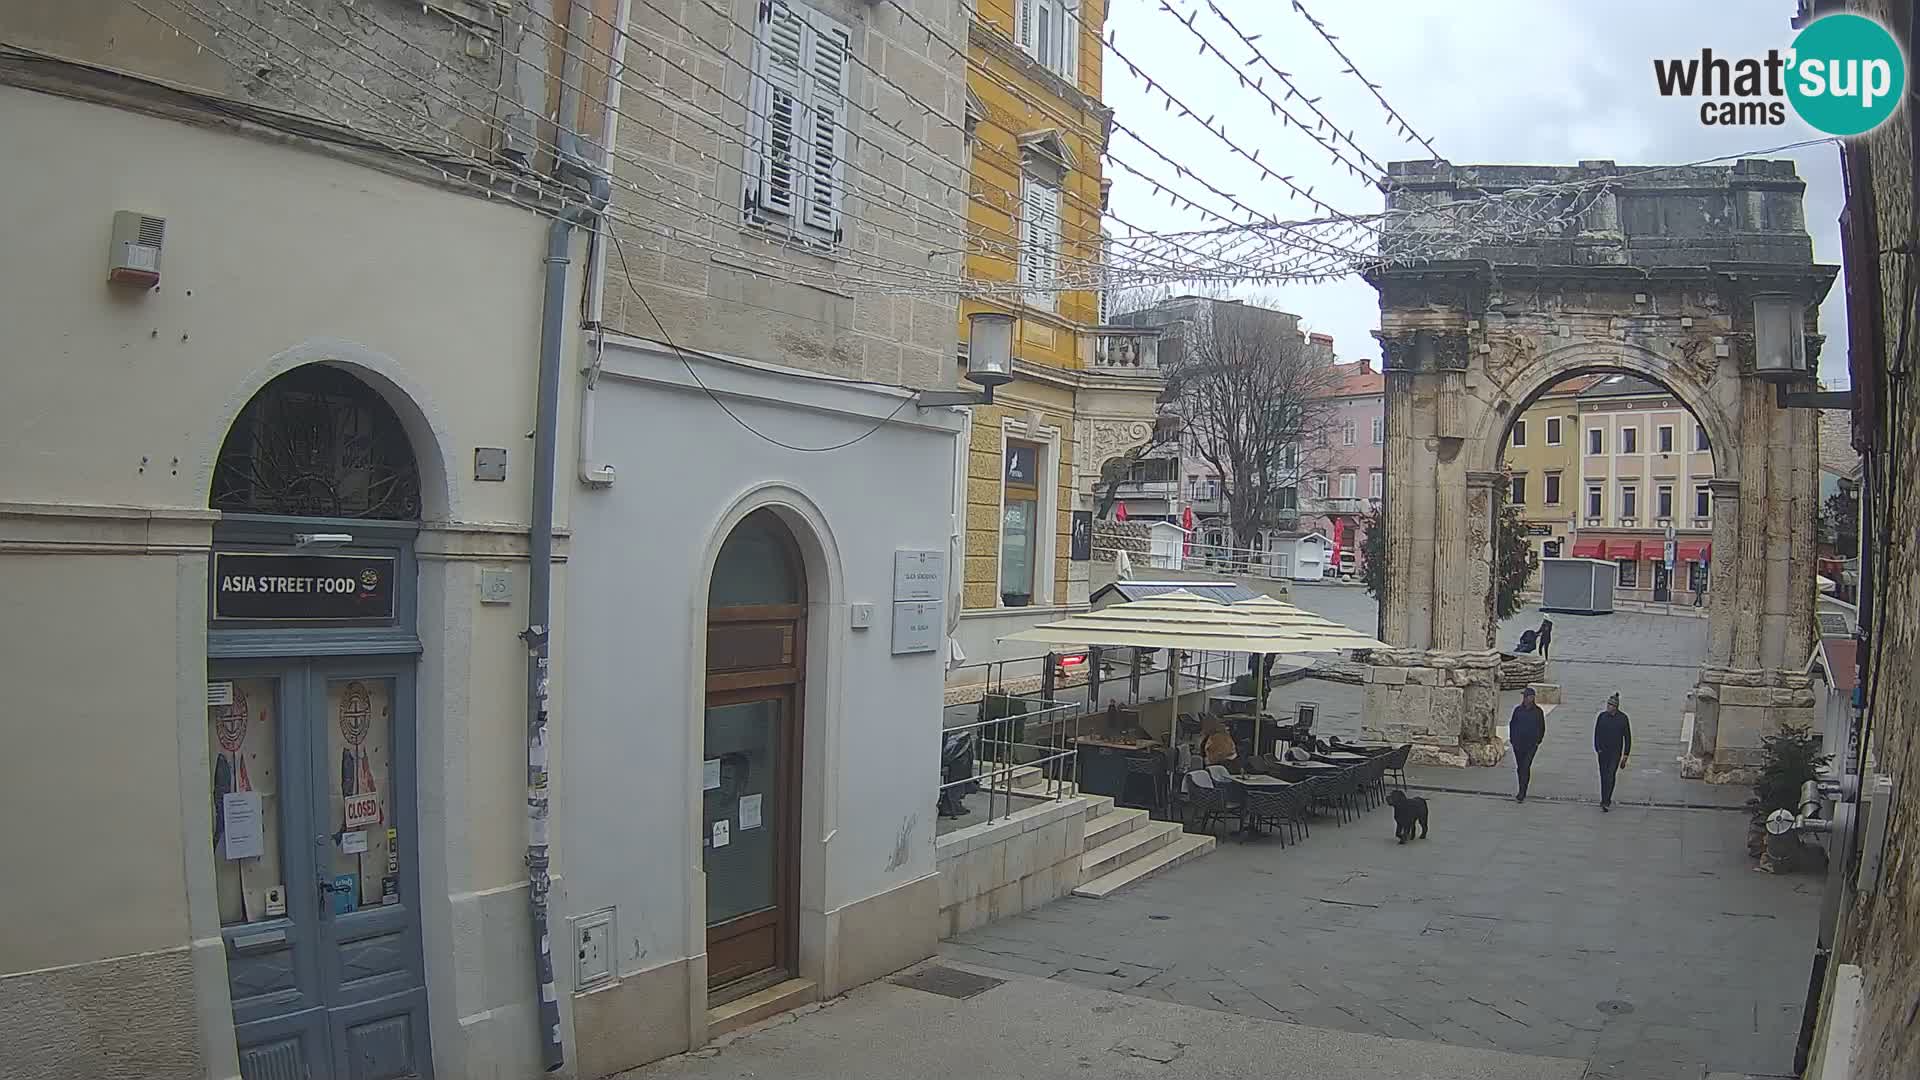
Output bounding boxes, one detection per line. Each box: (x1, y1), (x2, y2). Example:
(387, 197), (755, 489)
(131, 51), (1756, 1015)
(559, 338), (959, 992)
(0, 87), (577, 1079)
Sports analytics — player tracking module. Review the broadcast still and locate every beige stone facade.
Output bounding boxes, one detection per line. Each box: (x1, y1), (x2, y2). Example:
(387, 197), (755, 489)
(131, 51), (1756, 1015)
(1366, 159), (1832, 776)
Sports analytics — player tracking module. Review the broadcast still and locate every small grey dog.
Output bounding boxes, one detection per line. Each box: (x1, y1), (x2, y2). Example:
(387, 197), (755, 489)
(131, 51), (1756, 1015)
(1387, 789), (1429, 845)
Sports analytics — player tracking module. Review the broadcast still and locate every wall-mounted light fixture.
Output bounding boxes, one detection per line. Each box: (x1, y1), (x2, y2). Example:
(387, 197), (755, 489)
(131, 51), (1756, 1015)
(294, 532), (355, 550)
(1754, 293), (1853, 410)
(917, 311), (1014, 408)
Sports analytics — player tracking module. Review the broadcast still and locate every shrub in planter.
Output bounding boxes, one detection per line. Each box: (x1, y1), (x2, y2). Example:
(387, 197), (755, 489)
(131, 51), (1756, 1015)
(1747, 724), (1830, 870)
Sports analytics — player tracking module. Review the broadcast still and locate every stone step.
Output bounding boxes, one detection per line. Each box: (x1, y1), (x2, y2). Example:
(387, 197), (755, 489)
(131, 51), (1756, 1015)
(1077, 794), (1116, 819)
(1083, 805), (1148, 850)
(1071, 833), (1216, 899)
(706, 977), (817, 1036)
(1079, 820), (1182, 880)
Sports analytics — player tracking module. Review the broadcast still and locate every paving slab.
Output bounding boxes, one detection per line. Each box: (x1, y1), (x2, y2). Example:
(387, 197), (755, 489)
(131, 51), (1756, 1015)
(620, 959), (1587, 1080)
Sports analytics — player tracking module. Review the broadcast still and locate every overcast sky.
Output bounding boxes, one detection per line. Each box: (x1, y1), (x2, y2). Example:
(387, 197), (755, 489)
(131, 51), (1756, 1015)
(1104, 0), (1849, 387)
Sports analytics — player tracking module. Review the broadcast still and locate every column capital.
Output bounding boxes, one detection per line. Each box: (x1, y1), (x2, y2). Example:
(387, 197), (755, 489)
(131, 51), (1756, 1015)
(1708, 477), (1742, 495)
(1465, 470), (1504, 490)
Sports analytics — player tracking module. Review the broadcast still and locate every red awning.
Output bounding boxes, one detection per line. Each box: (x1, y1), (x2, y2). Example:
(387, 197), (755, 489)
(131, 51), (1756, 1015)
(1570, 539), (1605, 559)
(1676, 540), (1711, 563)
(1604, 538), (1642, 560)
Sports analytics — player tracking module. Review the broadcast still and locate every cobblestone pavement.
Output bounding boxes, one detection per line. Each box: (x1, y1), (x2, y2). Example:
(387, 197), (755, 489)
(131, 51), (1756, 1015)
(945, 588), (1820, 1079)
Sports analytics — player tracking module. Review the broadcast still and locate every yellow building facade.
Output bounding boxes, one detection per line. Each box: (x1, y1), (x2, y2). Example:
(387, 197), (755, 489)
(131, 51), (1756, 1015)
(1501, 380), (1587, 559)
(951, 0), (1164, 676)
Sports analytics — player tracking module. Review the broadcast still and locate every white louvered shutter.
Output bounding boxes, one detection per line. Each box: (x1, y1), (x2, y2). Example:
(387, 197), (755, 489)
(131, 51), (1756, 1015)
(802, 17), (850, 237)
(1021, 177), (1060, 311)
(750, 1), (807, 219)
(1017, 0), (1035, 55)
(1061, 0), (1079, 82)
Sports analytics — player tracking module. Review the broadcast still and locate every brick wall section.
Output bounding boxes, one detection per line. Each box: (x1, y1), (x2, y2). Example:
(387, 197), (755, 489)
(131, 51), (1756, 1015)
(603, 0), (965, 388)
(1839, 2), (1920, 1077)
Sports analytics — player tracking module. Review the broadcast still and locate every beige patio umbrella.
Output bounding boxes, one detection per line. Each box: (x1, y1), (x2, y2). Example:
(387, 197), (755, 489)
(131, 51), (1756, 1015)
(1232, 594), (1389, 651)
(1001, 590), (1333, 755)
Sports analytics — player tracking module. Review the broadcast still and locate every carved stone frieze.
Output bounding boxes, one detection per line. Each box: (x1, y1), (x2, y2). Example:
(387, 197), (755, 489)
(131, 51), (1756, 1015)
(1085, 418), (1155, 467)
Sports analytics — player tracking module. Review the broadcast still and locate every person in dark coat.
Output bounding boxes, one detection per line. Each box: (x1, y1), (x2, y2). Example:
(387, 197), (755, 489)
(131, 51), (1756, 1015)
(1509, 687), (1546, 803)
(1537, 618), (1554, 662)
(1594, 692), (1633, 811)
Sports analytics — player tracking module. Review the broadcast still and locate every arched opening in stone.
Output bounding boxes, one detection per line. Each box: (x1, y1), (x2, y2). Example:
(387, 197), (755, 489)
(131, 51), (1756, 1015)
(1485, 366), (1726, 651)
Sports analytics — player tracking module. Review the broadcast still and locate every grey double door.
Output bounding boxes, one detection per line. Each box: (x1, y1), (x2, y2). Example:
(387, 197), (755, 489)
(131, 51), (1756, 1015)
(208, 659), (431, 1080)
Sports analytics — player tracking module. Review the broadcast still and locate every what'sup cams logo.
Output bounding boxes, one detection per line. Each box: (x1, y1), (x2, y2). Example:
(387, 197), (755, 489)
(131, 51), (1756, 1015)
(1654, 13), (1906, 136)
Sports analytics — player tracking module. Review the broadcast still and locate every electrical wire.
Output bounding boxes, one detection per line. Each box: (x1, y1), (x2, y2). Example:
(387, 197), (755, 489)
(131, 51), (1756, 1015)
(609, 228), (920, 452)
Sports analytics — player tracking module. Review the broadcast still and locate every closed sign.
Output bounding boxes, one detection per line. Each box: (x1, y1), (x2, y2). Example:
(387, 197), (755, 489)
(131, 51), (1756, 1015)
(343, 792), (382, 829)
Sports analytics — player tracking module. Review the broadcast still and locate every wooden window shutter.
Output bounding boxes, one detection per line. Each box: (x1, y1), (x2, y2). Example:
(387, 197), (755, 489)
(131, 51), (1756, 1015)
(802, 16), (851, 237)
(1017, 0), (1036, 55)
(750, 1), (808, 219)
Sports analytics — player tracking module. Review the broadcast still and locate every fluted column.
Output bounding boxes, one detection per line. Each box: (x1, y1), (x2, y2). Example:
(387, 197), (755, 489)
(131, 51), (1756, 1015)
(1430, 451), (1467, 652)
(1731, 387), (1769, 672)
(1705, 478), (1742, 667)
(1464, 470), (1502, 651)
(1382, 372), (1416, 647)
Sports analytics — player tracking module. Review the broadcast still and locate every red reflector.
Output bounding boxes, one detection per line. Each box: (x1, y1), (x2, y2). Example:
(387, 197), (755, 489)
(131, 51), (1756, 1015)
(1057, 655), (1087, 667)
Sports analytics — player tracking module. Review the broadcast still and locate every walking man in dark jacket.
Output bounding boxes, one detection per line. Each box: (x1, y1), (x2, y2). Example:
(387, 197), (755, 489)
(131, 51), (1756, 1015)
(1537, 618), (1554, 662)
(1594, 692), (1632, 811)
(1510, 687), (1546, 803)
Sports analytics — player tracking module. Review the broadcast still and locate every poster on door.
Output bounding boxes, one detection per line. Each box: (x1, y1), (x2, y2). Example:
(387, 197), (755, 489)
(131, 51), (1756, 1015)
(328, 678), (395, 908)
(207, 678), (283, 926)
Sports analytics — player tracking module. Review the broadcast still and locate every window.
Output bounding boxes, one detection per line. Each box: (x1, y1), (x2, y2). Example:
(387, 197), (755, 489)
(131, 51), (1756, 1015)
(1695, 424), (1710, 451)
(1620, 426), (1638, 454)
(1620, 484), (1638, 520)
(1018, 0), (1080, 80)
(1546, 416), (1563, 445)
(1342, 419), (1357, 447)
(1657, 484), (1674, 519)
(1283, 443), (1298, 471)
(1689, 561), (1710, 592)
(1658, 425), (1675, 453)
(1617, 559), (1639, 587)
(1312, 474), (1329, 499)
(1588, 428), (1604, 455)
(1369, 470), (1384, 500)
(1587, 485), (1603, 518)
(1695, 485), (1712, 519)
(1000, 440), (1043, 606)
(1510, 474), (1527, 505)
(1276, 485), (1298, 512)
(1545, 472), (1562, 505)
(1371, 416), (1384, 445)
(1019, 176), (1061, 311)
(1511, 419), (1528, 448)
(1339, 471), (1357, 499)
(745, 1), (850, 244)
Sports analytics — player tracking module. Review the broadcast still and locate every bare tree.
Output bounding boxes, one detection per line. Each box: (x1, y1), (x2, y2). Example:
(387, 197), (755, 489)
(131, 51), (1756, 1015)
(1158, 301), (1341, 551)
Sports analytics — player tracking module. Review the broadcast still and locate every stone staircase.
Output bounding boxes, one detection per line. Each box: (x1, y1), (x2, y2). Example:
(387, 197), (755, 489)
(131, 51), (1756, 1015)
(1003, 767), (1215, 899)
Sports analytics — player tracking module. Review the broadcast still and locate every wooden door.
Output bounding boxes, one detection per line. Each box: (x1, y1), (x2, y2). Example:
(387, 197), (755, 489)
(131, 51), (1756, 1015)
(704, 512), (805, 1000)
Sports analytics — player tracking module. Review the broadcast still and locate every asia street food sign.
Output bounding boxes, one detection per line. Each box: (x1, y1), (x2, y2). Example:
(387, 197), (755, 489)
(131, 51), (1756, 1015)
(214, 552), (396, 621)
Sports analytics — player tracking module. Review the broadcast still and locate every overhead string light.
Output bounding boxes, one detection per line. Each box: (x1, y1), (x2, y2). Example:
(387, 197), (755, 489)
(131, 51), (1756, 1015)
(1289, 0), (1442, 160)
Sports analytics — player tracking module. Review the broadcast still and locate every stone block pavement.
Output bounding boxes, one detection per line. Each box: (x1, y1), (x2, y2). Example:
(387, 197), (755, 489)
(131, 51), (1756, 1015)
(936, 593), (1818, 1079)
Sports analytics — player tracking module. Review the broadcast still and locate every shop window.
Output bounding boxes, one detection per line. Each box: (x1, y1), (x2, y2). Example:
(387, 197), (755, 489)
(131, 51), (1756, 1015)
(1000, 440), (1043, 606)
(210, 678), (285, 926)
(1689, 561), (1710, 592)
(1618, 559), (1639, 587)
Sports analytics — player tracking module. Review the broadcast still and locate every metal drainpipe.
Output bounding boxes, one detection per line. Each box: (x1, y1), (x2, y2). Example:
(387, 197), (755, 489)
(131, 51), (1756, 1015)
(526, 0), (615, 1067)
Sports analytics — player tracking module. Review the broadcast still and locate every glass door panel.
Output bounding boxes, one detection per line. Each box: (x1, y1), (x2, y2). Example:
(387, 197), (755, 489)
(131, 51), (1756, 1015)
(210, 677), (289, 927)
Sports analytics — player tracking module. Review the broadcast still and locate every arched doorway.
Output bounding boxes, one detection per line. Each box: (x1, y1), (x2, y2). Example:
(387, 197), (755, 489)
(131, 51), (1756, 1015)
(206, 364), (433, 1079)
(1365, 158), (1832, 779)
(703, 510), (806, 1000)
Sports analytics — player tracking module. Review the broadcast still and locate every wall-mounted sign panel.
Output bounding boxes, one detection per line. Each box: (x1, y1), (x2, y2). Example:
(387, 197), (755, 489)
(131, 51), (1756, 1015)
(893, 550), (946, 602)
(213, 552), (396, 621)
(891, 600), (941, 655)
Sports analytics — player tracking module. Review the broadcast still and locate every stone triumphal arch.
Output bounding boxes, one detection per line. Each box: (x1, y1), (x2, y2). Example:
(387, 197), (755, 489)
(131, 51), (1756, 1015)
(1363, 159), (1835, 782)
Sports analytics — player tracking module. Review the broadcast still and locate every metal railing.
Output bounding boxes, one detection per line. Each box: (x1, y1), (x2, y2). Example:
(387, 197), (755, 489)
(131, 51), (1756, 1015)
(938, 649), (1243, 828)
